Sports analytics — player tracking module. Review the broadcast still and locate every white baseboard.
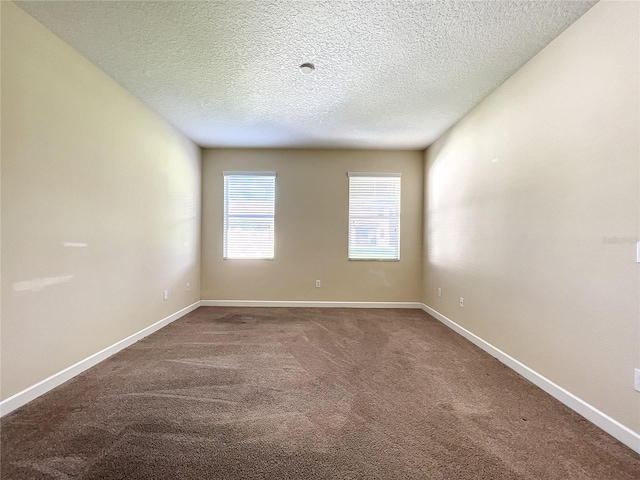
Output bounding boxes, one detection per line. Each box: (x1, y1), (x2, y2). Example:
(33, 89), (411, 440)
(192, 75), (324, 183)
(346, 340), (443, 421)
(421, 303), (640, 454)
(6, 300), (636, 454)
(0, 301), (201, 417)
(201, 300), (422, 309)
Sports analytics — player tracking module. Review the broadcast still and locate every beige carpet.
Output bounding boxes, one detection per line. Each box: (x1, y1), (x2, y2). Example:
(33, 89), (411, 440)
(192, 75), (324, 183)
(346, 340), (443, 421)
(1, 307), (639, 479)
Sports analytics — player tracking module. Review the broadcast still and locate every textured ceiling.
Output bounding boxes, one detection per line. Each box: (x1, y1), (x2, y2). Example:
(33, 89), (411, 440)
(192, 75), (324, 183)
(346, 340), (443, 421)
(16, 1), (597, 149)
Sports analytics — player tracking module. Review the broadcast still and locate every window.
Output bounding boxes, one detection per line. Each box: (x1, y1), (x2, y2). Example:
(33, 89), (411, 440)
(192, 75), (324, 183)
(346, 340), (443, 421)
(223, 172), (275, 259)
(348, 172), (401, 261)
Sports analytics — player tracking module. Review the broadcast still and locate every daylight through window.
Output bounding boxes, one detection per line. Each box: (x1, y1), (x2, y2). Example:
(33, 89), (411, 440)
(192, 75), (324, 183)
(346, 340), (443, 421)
(348, 173), (401, 261)
(223, 172), (276, 259)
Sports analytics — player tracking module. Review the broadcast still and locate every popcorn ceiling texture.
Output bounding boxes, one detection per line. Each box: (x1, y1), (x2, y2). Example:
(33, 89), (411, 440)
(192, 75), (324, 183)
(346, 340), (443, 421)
(16, 1), (596, 149)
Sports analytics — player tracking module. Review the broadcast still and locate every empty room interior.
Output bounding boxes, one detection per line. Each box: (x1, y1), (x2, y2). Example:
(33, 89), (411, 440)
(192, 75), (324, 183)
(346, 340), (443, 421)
(1, 0), (639, 478)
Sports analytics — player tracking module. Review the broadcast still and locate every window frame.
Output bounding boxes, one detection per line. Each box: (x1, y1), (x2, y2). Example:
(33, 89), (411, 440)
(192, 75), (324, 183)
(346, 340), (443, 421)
(347, 172), (401, 262)
(223, 171), (276, 260)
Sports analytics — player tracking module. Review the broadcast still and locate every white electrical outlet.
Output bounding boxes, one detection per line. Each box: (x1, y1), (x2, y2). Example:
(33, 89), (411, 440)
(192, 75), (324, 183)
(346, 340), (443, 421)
(635, 369), (640, 392)
(438, 287), (442, 298)
(459, 297), (464, 307)
(315, 280), (321, 288)
(186, 283), (190, 292)
(163, 290), (168, 301)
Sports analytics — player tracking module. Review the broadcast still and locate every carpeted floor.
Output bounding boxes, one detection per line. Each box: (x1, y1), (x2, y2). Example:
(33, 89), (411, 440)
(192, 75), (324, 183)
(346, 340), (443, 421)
(1, 307), (639, 479)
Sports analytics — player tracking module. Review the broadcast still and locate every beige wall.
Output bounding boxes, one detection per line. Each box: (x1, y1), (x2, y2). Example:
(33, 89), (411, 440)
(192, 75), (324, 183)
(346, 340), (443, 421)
(423, 0), (639, 433)
(202, 149), (423, 302)
(1, 2), (202, 400)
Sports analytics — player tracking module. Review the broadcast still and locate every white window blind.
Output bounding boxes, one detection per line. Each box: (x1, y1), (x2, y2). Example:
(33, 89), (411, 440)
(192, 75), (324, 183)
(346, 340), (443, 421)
(348, 173), (401, 261)
(223, 172), (275, 259)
